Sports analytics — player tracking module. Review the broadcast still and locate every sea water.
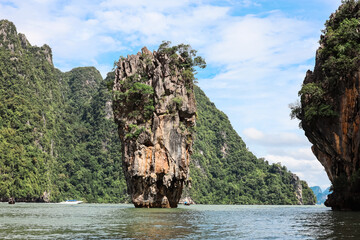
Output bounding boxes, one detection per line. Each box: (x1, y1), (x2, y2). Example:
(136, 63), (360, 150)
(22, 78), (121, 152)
(1, 203), (360, 239)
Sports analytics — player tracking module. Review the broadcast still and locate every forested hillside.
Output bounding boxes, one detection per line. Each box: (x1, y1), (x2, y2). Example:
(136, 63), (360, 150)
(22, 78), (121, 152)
(52, 68), (127, 202)
(188, 86), (315, 204)
(0, 20), (127, 203)
(0, 19), (63, 201)
(0, 20), (315, 204)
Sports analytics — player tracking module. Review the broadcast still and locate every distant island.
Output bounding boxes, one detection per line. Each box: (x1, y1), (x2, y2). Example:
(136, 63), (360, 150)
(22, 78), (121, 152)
(310, 186), (331, 205)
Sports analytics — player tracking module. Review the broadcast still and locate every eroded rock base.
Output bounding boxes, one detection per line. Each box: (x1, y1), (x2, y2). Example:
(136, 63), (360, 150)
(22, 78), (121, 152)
(325, 192), (360, 211)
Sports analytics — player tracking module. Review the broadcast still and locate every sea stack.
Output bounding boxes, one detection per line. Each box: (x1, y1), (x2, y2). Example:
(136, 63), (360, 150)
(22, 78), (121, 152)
(292, 1), (360, 210)
(112, 45), (200, 208)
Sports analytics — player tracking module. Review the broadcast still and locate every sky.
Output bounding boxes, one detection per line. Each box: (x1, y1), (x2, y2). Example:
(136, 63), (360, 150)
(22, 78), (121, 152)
(0, 0), (343, 190)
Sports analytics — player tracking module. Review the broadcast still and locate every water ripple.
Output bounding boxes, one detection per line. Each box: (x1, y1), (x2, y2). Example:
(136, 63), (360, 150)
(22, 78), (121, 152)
(1, 203), (360, 239)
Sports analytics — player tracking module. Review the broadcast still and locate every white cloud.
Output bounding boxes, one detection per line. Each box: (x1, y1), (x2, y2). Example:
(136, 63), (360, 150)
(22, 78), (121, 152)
(265, 154), (330, 190)
(269, 147), (316, 161)
(266, 154), (321, 172)
(243, 128), (308, 146)
(0, 1), (232, 70)
(243, 128), (264, 140)
(243, 127), (331, 189)
(205, 13), (317, 66)
(100, 0), (191, 11)
(240, 0), (260, 7)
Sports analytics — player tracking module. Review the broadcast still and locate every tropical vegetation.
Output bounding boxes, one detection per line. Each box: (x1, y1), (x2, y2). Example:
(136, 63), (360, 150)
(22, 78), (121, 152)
(291, 0), (360, 123)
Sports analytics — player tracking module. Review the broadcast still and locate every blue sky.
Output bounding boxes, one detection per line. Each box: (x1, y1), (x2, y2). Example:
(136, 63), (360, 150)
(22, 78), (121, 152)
(1, 0), (342, 190)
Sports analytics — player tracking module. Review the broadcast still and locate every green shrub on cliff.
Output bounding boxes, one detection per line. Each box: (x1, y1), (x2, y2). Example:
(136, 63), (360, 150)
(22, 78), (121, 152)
(291, 1), (360, 123)
(157, 41), (206, 91)
(158, 41), (206, 75)
(320, 16), (360, 89)
(290, 83), (337, 122)
(113, 80), (155, 121)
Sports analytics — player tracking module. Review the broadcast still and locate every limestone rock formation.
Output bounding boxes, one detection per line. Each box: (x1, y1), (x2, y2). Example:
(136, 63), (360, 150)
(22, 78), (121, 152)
(291, 174), (303, 205)
(112, 46), (197, 208)
(301, 69), (360, 210)
(294, 1), (360, 210)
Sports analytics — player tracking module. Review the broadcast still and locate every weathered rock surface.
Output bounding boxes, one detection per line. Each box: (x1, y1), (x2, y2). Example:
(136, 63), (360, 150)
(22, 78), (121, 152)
(112, 47), (196, 208)
(302, 69), (360, 210)
(291, 174), (303, 205)
(298, 2), (360, 210)
(1, 191), (51, 203)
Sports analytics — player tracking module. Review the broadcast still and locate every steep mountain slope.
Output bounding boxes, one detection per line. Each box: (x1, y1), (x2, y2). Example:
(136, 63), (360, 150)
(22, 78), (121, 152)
(189, 86), (315, 204)
(0, 20), (63, 201)
(53, 67), (127, 202)
(0, 20), (127, 202)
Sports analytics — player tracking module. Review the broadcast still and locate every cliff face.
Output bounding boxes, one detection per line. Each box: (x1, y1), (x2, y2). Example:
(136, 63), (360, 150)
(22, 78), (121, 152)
(302, 70), (360, 210)
(295, 1), (360, 210)
(112, 47), (196, 208)
(302, 72), (360, 210)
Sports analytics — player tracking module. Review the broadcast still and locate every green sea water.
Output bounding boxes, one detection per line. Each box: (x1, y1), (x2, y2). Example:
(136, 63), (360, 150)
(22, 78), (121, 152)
(1, 203), (360, 239)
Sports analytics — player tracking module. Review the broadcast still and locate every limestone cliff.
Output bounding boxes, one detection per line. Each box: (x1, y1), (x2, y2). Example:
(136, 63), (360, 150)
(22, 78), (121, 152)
(293, 1), (360, 210)
(112, 45), (200, 208)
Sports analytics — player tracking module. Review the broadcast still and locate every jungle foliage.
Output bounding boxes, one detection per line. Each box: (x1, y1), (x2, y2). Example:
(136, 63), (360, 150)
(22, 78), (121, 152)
(189, 86), (315, 205)
(0, 20), (127, 203)
(291, 0), (360, 123)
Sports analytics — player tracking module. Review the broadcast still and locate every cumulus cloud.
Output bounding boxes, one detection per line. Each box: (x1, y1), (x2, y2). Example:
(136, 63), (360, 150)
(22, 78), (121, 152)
(243, 128), (264, 140)
(265, 154), (330, 190)
(206, 13), (317, 66)
(269, 148), (316, 161)
(0, 0), (233, 74)
(243, 128), (308, 146)
(243, 127), (331, 188)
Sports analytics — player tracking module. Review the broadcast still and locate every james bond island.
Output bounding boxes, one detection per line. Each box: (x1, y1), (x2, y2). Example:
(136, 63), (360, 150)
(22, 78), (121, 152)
(0, 20), (315, 206)
(111, 43), (206, 208)
(291, 0), (360, 210)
